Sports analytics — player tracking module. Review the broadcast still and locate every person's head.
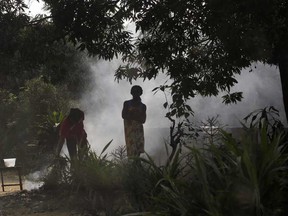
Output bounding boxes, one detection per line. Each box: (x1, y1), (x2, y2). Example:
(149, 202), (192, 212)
(67, 108), (84, 124)
(130, 85), (143, 98)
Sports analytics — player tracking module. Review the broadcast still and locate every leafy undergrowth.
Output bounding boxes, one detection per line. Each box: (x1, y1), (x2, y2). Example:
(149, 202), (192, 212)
(2, 107), (288, 216)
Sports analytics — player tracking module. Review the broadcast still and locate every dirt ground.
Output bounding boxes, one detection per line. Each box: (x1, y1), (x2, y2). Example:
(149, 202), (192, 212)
(0, 189), (69, 216)
(0, 187), (88, 216)
(0, 173), (93, 216)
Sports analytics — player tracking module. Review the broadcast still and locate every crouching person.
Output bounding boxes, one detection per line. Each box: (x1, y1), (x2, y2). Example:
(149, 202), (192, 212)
(56, 108), (88, 161)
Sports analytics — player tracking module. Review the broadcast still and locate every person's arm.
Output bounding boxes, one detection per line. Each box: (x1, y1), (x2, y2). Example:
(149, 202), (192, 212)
(128, 104), (146, 123)
(133, 104), (146, 124)
(137, 104), (146, 124)
(56, 136), (65, 156)
(122, 101), (129, 120)
(55, 118), (68, 156)
(77, 121), (87, 145)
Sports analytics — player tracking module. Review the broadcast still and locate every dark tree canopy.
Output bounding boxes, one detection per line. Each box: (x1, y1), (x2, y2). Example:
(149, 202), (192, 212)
(204, 0), (288, 120)
(44, 0), (133, 59)
(0, 0), (93, 93)
(1, 0), (288, 121)
(40, 0), (288, 121)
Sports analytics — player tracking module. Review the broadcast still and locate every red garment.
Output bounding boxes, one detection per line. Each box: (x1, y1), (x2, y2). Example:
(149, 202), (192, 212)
(59, 118), (86, 141)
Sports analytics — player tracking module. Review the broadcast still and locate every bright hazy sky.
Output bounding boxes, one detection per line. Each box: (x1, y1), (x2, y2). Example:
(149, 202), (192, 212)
(25, 0), (47, 17)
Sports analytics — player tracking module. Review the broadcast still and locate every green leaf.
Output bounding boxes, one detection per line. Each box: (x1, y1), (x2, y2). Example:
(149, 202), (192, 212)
(100, 139), (113, 156)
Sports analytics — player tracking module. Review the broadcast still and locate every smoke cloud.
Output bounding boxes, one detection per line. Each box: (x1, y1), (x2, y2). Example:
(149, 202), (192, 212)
(80, 59), (171, 158)
(80, 60), (286, 160)
(190, 63), (286, 126)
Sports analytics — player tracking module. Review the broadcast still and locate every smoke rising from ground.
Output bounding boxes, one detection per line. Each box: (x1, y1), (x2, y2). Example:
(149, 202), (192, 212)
(190, 63), (286, 126)
(80, 59), (171, 158)
(80, 60), (286, 159)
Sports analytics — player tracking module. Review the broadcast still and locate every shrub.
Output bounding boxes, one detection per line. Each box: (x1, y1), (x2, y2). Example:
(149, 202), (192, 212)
(41, 109), (288, 216)
(142, 120), (288, 216)
(17, 76), (71, 146)
(0, 77), (72, 172)
(0, 89), (18, 160)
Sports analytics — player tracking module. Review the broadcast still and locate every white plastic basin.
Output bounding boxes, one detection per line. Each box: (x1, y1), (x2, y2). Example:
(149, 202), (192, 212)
(3, 158), (16, 167)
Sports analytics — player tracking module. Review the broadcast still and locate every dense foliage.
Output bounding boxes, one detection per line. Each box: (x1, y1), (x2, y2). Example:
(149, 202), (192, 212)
(0, 0), (94, 169)
(0, 77), (71, 171)
(43, 114), (288, 215)
(1, 1), (288, 214)
(1, 0), (288, 119)
(0, 0), (93, 92)
(40, 0), (288, 120)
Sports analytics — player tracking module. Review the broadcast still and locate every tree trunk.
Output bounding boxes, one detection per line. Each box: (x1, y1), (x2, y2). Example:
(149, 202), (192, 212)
(278, 52), (288, 123)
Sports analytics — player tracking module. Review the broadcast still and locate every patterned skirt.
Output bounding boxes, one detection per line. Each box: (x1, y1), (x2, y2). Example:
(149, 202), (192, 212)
(124, 120), (144, 157)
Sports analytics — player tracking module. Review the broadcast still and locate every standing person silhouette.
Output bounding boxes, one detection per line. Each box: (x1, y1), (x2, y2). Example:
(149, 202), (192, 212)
(56, 108), (88, 160)
(122, 85), (147, 157)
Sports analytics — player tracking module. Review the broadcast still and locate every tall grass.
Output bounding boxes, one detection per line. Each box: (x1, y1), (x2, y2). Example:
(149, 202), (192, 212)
(141, 120), (288, 216)
(43, 117), (288, 216)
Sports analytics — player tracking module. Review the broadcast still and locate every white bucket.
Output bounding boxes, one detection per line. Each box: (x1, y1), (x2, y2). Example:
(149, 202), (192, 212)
(3, 158), (16, 167)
